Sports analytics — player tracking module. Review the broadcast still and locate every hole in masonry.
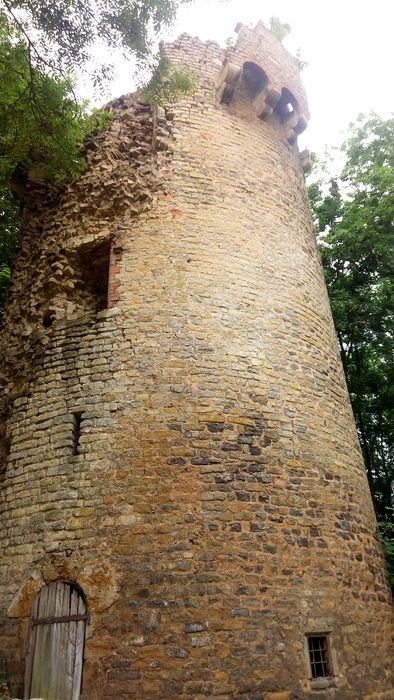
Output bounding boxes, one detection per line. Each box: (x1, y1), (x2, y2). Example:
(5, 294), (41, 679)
(274, 87), (298, 119)
(71, 412), (83, 455)
(242, 62), (268, 97)
(77, 238), (111, 313)
(43, 311), (54, 327)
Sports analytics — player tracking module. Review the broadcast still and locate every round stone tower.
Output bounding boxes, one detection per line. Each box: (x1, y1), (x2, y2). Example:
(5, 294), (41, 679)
(0, 21), (392, 700)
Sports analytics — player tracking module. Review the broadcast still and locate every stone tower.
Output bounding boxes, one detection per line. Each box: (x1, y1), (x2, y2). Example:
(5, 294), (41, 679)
(0, 21), (392, 700)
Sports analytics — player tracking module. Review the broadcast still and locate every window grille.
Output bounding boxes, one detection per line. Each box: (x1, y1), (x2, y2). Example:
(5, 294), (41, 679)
(307, 634), (332, 678)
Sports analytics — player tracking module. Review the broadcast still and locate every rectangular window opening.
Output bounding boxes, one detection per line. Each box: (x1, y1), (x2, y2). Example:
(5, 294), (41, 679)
(72, 412), (83, 456)
(78, 239), (111, 313)
(307, 635), (332, 679)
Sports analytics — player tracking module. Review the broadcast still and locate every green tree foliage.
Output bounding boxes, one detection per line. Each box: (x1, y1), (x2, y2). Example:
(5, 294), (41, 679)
(294, 48), (308, 72)
(269, 17), (291, 42)
(0, 24), (112, 314)
(0, 1), (194, 315)
(379, 518), (394, 591)
(309, 114), (394, 584)
(0, 188), (18, 313)
(1, 0), (190, 83)
(267, 19), (306, 72)
(0, 27), (110, 182)
(142, 42), (197, 106)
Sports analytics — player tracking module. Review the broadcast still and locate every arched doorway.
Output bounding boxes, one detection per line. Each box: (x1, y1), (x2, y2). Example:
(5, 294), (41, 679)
(25, 581), (87, 700)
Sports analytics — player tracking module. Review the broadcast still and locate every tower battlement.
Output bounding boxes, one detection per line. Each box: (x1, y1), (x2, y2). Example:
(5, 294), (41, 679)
(229, 21), (309, 121)
(167, 22), (309, 145)
(227, 23), (309, 144)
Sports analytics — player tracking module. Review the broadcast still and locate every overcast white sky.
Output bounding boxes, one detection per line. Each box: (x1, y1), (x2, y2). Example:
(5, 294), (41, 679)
(95, 0), (394, 156)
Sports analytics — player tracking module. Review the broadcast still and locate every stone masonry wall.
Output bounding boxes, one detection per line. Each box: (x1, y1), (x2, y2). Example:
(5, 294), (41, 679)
(0, 23), (393, 700)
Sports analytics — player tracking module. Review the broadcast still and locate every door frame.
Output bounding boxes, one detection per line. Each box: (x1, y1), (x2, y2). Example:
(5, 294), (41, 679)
(24, 580), (88, 700)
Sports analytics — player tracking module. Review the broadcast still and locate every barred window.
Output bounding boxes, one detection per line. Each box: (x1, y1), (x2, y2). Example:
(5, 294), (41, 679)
(307, 634), (332, 678)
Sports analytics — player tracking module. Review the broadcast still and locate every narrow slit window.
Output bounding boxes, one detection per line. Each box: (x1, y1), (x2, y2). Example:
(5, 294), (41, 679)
(307, 635), (332, 678)
(72, 412), (83, 455)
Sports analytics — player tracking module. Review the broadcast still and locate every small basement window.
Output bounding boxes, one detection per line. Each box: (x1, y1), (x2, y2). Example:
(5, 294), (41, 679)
(307, 634), (332, 679)
(77, 239), (111, 313)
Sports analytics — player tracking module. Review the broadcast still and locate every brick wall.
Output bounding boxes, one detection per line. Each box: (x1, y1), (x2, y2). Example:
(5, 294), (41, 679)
(0, 23), (392, 700)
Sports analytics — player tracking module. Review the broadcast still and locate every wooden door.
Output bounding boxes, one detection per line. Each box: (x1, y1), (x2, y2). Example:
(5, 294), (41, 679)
(25, 581), (87, 700)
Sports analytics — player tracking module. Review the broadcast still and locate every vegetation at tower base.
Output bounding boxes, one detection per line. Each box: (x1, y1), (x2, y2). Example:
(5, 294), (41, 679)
(309, 114), (394, 587)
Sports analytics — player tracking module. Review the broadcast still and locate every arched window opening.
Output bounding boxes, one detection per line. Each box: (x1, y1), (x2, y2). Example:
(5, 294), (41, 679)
(242, 62), (268, 98)
(25, 581), (87, 700)
(274, 88), (299, 119)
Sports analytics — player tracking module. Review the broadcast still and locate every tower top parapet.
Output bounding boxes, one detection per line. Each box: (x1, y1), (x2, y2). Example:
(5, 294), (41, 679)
(167, 21), (309, 145)
(231, 22), (309, 118)
(217, 21), (309, 142)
